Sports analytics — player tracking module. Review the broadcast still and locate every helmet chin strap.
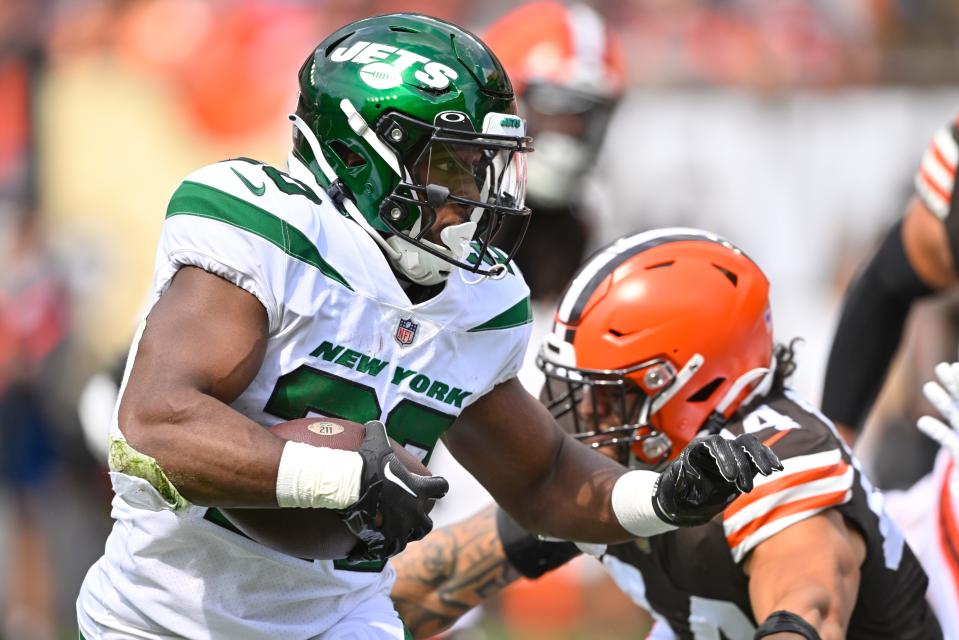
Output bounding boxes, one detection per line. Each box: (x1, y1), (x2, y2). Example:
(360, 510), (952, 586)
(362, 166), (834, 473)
(715, 355), (778, 416)
(460, 262), (508, 285)
(288, 110), (481, 287)
(732, 354), (778, 413)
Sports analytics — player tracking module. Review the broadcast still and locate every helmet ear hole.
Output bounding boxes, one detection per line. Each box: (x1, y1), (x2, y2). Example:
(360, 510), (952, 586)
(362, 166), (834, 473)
(329, 140), (366, 168)
(687, 377), (725, 403)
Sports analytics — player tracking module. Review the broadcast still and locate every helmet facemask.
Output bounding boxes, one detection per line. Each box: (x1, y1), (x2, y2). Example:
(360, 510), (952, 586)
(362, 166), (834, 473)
(537, 351), (679, 468)
(376, 110), (532, 284)
(538, 336), (778, 469)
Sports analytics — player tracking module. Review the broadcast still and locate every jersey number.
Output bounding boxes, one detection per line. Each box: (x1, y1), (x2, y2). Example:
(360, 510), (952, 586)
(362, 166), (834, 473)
(264, 365), (456, 572)
(264, 365), (454, 465)
(688, 597), (755, 640)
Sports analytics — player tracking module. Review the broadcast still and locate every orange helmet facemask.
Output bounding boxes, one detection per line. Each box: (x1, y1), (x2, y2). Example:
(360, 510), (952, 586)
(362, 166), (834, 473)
(537, 228), (774, 468)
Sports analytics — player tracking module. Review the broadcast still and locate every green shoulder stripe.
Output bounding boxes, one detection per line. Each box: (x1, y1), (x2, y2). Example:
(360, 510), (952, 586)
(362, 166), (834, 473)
(467, 296), (532, 332)
(166, 180), (352, 291)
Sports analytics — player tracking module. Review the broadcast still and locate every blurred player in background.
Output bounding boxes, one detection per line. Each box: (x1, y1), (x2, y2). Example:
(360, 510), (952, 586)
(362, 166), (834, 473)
(820, 112), (959, 636)
(884, 361), (959, 639)
(0, 3), (68, 637)
(485, 1), (625, 301)
(0, 212), (70, 640)
(822, 112), (959, 443)
(76, 14), (779, 640)
(392, 229), (941, 640)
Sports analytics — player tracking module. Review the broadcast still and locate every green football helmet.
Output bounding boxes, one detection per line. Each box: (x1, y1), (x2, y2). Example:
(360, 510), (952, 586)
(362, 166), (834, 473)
(288, 13), (532, 286)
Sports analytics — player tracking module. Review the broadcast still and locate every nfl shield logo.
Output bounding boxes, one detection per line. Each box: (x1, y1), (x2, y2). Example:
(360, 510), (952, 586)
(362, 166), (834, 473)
(395, 318), (418, 346)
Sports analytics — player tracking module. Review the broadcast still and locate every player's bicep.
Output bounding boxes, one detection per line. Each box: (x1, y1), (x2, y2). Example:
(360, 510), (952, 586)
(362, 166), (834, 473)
(902, 197), (958, 289)
(444, 378), (565, 517)
(120, 266), (269, 427)
(912, 116), (959, 287)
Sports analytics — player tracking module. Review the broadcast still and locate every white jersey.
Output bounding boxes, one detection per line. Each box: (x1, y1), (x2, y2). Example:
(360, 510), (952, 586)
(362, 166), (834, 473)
(78, 158), (532, 639)
(885, 450), (959, 640)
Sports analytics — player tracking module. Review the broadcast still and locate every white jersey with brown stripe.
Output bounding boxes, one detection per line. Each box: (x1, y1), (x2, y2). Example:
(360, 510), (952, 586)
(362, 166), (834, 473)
(885, 449), (959, 640)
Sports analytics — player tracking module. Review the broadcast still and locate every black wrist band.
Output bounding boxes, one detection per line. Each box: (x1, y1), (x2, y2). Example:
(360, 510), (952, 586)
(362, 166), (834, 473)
(495, 507), (580, 579)
(754, 610), (821, 640)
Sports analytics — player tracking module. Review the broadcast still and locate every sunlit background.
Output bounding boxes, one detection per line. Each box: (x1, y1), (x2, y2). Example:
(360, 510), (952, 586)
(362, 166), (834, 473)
(1, 0), (958, 638)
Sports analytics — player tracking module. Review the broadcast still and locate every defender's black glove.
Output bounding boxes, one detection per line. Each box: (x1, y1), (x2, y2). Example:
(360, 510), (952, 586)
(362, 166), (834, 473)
(339, 421), (449, 561)
(653, 434), (782, 527)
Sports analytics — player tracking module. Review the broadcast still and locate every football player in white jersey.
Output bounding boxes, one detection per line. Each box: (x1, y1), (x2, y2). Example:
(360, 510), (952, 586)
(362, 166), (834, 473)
(885, 361), (959, 639)
(76, 14), (781, 640)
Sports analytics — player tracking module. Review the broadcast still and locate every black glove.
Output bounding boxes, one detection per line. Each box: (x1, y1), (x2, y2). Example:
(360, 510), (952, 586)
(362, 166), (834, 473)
(339, 420), (449, 561)
(653, 433), (782, 527)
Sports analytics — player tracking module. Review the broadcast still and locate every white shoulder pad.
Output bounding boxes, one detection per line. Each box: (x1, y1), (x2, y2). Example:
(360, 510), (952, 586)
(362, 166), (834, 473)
(155, 160), (349, 332)
(459, 246), (531, 330)
(455, 255), (533, 394)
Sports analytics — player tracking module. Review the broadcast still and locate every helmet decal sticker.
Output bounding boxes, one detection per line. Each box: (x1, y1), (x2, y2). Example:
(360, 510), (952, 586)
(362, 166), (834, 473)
(331, 40), (459, 90)
(359, 62), (403, 90)
(438, 111), (467, 124)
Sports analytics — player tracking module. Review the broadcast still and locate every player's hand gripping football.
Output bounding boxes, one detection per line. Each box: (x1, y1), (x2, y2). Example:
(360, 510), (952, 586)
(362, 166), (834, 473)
(339, 421), (449, 561)
(918, 362), (959, 460)
(653, 433), (782, 527)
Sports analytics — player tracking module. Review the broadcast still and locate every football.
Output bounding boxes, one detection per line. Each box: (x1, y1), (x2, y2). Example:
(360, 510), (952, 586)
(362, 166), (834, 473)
(219, 416), (430, 560)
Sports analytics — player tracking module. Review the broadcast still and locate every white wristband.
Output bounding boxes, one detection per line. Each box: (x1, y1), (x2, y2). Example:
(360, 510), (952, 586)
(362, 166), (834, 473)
(275, 441), (363, 509)
(611, 470), (678, 537)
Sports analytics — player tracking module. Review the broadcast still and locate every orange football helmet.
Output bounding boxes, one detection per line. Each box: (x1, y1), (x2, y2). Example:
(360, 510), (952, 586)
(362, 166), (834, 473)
(538, 228), (774, 467)
(482, 1), (626, 101)
(482, 2), (625, 209)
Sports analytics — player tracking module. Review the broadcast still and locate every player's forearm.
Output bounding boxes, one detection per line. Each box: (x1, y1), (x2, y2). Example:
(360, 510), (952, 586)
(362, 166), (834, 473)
(448, 382), (638, 543)
(506, 435), (634, 543)
(748, 513), (863, 640)
(755, 585), (847, 640)
(391, 506), (521, 639)
(119, 386), (285, 507)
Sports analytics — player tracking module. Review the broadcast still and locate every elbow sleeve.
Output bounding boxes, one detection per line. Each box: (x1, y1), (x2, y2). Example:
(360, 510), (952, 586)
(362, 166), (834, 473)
(821, 220), (934, 431)
(496, 507), (581, 579)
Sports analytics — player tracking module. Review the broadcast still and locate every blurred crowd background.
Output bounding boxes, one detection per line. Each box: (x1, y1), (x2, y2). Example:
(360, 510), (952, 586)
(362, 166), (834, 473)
(1, 0), (959, 638)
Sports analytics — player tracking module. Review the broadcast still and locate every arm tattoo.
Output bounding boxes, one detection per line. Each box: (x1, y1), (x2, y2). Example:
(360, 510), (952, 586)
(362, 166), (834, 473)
(391, 505), (521, 638)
